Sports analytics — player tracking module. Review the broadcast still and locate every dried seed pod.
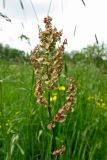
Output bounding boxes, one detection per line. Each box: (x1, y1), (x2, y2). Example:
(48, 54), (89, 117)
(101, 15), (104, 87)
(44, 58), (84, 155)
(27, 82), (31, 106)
(34, 80), (48, 106)
(47, 122), (55, 130)
(52, 144), (66, 156)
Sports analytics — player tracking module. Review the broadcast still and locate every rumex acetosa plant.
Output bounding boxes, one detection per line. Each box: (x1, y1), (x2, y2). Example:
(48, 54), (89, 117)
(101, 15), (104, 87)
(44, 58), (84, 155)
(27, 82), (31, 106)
(31, 16), (77, 159)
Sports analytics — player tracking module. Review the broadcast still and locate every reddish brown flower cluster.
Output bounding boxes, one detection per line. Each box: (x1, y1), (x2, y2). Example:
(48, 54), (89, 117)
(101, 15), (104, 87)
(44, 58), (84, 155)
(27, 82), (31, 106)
(50, 40), (67, 88)
(31, 16), (77, 158)
(39, 16), (63, 51)
(48, 78), (77, 129)
(31, 16), (68, 106)
(52, 144), (66, 156)
(34, 80), (48, 106)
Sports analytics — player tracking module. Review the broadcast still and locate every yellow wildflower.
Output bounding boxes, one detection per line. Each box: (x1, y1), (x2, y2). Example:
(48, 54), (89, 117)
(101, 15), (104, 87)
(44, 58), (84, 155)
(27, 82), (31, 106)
(50, 95), (57, 102)
(101, 103), (107, 109)
(96, 102), (101, 107)
(58, 86), (65, 91)
(96, 101), (107, 109)
(101, 103), (105, 107)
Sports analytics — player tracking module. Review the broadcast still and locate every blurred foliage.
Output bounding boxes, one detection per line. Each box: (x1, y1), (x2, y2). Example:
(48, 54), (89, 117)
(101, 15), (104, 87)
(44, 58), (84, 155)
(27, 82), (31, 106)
(68, 44), (107, 73)
(0, 43), (107, 71)
(0, 43), (29, 63)
(0, 43), (107, 160)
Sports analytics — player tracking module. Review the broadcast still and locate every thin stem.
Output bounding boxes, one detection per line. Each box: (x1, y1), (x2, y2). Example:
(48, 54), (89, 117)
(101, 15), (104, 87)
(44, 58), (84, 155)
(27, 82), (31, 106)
(45, 51), (57, 159)
(47, 0), (53, 16)
(47, 91), (56, 158)
(46, 67), (56, 159)
(47, 91), (52, 120)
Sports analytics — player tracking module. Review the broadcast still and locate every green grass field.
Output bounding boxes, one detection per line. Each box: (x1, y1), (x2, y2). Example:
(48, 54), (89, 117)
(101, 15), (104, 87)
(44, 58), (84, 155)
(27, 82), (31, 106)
(0, 60), (107, 160)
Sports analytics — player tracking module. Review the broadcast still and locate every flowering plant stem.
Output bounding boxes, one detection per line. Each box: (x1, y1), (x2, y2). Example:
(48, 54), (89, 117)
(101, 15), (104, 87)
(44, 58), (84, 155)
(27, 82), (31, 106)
(31, 16), (76, 159)
(47, 85), (56, 159)
(48, 92), (59, 160)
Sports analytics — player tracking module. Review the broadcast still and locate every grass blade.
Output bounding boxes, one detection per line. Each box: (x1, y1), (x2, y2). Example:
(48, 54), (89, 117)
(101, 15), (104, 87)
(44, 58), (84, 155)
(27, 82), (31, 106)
(3, 0), (5, 8)
(0, 12), (11, 22)
(20, 0), (24, 10)
(81, 0), (86, 6)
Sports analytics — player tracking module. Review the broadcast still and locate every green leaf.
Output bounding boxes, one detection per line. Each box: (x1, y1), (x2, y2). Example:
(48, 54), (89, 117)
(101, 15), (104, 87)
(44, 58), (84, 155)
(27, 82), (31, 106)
(16, 143), (25, 155)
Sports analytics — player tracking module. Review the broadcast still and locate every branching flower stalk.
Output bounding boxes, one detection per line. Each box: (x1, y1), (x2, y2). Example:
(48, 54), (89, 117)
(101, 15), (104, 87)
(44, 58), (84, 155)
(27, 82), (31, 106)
(31, 16), (77, 159)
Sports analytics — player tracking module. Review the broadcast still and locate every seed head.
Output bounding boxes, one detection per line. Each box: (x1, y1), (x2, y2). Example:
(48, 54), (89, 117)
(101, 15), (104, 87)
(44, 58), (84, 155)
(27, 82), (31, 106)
(52, 144), (66, 156)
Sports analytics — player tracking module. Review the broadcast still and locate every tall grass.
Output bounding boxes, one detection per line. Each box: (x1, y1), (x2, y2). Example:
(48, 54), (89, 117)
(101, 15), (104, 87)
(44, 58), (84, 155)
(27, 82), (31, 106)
(0, 58), (107, 160)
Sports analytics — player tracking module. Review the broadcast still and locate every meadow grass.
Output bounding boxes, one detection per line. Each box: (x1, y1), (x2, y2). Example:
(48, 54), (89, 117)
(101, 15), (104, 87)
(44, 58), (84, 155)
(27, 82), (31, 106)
(0, 59), (107, 160)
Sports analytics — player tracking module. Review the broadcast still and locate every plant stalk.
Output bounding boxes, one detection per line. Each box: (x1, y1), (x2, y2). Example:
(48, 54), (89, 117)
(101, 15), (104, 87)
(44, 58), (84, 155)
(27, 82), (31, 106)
(47, 91), (56, 159)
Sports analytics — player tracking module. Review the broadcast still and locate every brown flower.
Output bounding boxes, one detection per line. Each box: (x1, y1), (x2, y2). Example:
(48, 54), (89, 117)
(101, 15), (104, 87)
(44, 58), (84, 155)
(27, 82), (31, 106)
(52, 144), (66, 156)
(47, 122), (55, 130)
(34, 80), (48, 106)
